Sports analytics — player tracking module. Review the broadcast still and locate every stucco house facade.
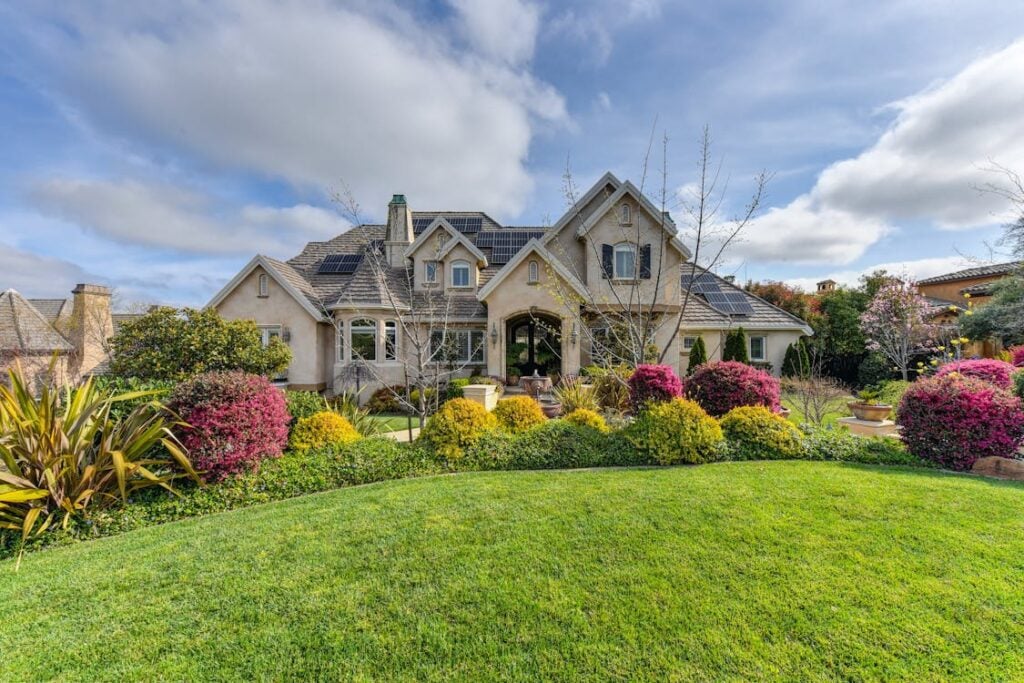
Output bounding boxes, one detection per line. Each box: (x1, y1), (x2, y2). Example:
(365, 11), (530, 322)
(209, 173), (812, 396)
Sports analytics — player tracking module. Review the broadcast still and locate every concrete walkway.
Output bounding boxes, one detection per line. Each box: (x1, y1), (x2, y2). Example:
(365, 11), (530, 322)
(383, 426), (421, 443)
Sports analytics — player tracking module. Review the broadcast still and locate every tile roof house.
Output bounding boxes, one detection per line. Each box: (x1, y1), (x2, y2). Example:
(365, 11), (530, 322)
(917, 261), (1022, 305)
(209, 173), (812, 395)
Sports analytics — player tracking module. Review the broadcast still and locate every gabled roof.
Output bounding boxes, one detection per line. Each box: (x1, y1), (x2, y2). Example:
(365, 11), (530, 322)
(476, 239), (589, 302)
(404, 217), (488, 266)
(917, 261), (1022, 285)
(206, 255), (328, 321)
(547, 171), (622, 235)
(0, 289), (73, 353)
(678, 265), (813, 334)
(27, 298), (71, 323)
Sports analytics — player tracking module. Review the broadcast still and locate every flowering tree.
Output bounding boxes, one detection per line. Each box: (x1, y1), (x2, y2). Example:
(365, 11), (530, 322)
(859, 280), (936, 381)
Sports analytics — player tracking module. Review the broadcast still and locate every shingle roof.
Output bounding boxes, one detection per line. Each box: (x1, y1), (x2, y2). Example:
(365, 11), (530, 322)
(679, 265), (812, 333)
(0, 289), (73, 353)
(917, 261), (1022, 285)
(27, 298), (71, 323)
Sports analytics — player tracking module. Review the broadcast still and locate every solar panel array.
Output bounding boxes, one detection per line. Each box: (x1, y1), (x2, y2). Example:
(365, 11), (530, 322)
(318, 254), (364, 274)
(412, 217), (432, 234)
(412, 215), (483, 235)
(478, 230), (547, 264)
(681, 271), (755, 316)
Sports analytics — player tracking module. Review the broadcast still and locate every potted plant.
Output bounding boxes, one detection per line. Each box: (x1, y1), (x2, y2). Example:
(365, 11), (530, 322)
(847, 387), (893, 422)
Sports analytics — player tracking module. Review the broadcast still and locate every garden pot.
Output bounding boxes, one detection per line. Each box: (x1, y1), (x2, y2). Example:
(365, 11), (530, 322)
(778, 407), (791, 419)
(847, 402), (892, 422)
(539, 400), (563, 418)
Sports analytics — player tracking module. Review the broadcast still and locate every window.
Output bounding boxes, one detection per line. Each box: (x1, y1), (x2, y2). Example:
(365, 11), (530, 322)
(384, 321), (398, 361)
(613, 243), (637, 279)
(259, 325), (282, 347)
(749, 335), (767, 362)
(430, 329), (485, 363)
(350, 319), (377, 361)
(619, 203), (631, 224)
(257, 273), (269, 297)
(451, 260), (471, 288)
(683, 336), (698, 351)
(335, 321), (345, 361)
(424, 261), (438, 284)
(528, 260), (539, 283)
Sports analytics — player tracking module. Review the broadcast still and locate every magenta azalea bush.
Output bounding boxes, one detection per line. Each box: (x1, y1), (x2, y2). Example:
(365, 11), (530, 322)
(169, 371), (290, 481)
(897, 374), (1024, 470)
(627, 364), (683, 411)
(934, 358), (1016, 390)
(1010, 346), (1024, 368)
(683, 361), (781, 417)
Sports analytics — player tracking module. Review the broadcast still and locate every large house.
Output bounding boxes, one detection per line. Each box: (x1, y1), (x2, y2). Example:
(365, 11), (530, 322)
(209, 173), (811, 395)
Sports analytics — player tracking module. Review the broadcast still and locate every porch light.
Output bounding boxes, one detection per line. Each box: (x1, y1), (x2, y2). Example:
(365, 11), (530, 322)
(490, 322), (498, 346)
(570, 322), (578, 346)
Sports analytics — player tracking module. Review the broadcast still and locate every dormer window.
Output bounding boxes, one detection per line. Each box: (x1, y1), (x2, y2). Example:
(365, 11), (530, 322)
(424, 261), (438, 284)
(451, 260), (471, 288)
(613, 243), (637, 279)
(619, 204), (631, 224)
(257, 273), (269, 297)
(528, 260), (539, 283)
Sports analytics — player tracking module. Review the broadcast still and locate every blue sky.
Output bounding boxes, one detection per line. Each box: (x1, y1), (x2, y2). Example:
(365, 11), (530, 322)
(2, 1), (1024, 306)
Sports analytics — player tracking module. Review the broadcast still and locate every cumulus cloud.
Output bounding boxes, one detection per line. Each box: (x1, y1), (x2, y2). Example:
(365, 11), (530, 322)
(449, 0), (539, 66)
(736, 38), (1024, 265)
(0, 242), (96, 298)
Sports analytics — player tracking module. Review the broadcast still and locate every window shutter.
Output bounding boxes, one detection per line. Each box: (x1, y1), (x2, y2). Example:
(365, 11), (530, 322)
(601, 244), (613, 279)
(640, 244), (652, 279)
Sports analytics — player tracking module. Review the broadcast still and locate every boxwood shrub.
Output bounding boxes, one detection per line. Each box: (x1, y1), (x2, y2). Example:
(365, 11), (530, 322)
(493, 396), (547, 433)
(626, 397), (724, 465)
(419, 398), (497, 463)
(720, 405), (805, 460)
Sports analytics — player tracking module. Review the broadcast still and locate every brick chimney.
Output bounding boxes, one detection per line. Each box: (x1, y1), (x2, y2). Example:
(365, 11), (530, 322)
(385, 194), (414, 266)
(68, 284), (113, 378)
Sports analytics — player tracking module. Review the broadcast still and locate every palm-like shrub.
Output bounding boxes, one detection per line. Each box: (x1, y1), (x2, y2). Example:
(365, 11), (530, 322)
(0, 364), (198, 564)
(288, 411), (361, 452)
(563, 408), (609, 433)
(934, 359), (1016, 390)
(626, 397), (723, 465)
(720, 406), (805, 460)
(897, 374), (1024, 470)
(628, 364), (683, 411)
(494, 396), (547, 433)
(588, 365), (633, 413)
(330, 392), (384, 437)
(553, 378), (599, 413)
(419, 398), (497, 463)
(684, 361), (781, 417)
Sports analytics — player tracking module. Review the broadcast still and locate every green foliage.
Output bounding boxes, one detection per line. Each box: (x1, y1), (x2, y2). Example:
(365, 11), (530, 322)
(1014, 370), (1024, 400)
(781, 340), (810, 378)
(92, 376), (177, 422)
(289, 412), (361, 453)
(285, 391), (327, 421)
(857, 353), (896, 388)
(686, 336), (707, 374)
(960, 273), (1024, 346)
(809, 288), (870, 356)
(800, 426), (926, 467)
(366, 386), (405, 414)
(720, 406), (805, 461)
(494, 396), (547, 433)
(109, 307), (291, 381)
(562, 408), (609, 433)
(329, 392), (385, 437)
(464, 421), (642, 471)
(588, 364), (633, 413)
(553, 378), (599, 413)
(419, 398), (497, 463)
(722, 327), (749, 363)
(626, 398), (724, 465)
(876, 380), (911, 408)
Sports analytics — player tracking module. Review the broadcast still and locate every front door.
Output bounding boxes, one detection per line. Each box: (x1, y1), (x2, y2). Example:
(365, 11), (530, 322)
(507, 314), (561, 378)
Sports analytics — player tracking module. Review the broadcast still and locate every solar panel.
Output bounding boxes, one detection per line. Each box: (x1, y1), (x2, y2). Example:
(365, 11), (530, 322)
(445, 216), (482, 233)
(318, 254), (364, 274)
(486, 230), (546, 264)
(412, 217), (432, 234)
(682, 270), (754, 315)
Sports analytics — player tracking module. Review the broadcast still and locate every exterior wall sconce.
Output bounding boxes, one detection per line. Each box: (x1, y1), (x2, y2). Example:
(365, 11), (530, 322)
(570, 322), (578, 346)
(490, 322), (498, 347)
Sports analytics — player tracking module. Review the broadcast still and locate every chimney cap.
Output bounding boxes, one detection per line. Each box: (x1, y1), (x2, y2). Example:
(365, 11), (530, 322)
(390, 194), (407, 205)
(72, 283), (111, 296)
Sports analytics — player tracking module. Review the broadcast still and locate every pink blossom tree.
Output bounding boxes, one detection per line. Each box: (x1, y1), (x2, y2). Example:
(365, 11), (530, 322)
(859, 280), (937, 381)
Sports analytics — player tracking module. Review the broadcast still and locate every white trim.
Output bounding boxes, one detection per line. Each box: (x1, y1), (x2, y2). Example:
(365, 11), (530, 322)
(477, 239), (590, 301)
(528, 260), (539, 283)
(613, 242), (637, 279)
(206, 255), (326, 321)
(546, 171), (622, 237)
(450, 259), (471, 288)
(749, 335), (768, 362)
(404, 217), (488, 266)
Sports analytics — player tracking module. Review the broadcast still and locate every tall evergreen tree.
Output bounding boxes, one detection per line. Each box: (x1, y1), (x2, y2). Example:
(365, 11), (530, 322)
(723, 327), (749, 363)
(781, 340), (810, 378)
(686, 336), (707, 374)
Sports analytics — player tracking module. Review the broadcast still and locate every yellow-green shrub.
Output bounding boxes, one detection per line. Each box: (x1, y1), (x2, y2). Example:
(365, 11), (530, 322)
(719, 405), (804, 460)
(419, 398), (498, 462)
(493, 396), (547, 433)
(289, 411), (360, 453)
(563, 408), (609, 433)
(626, 397), (723, 465)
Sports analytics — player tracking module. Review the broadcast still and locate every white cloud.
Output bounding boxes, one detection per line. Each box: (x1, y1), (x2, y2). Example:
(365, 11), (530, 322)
(0, 242), (96, 298)
(24, 0), (567, 219)
(784, 255), (981, 293)
(449, 0), (539, 66)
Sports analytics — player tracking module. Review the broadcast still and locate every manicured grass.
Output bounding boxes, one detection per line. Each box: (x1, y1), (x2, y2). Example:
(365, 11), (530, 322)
(782, 391), (853, 426)
(3, 462), (1024, 680)
(367, 412), (419, 431)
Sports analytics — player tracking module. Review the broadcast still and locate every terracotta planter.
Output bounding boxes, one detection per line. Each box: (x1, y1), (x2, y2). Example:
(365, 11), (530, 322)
(539, 400), (563, 418)
(847, 402), (892, 422)
(520, 374), (553, 398)
(778, 407), (791, 419)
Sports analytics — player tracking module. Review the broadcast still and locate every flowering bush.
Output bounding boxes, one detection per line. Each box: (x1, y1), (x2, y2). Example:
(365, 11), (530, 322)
(683, 361), (781, 417)
(419, 398), (497, 463)
(896, 374), (1024, 470)
(719, 406), (805, 460)
(626, 397), (723, 465)
(563, 408), (609, 433)
(934, 359), (1016, 390)
(169, 371), (290, 481)
(493, 396), (547, 433)
(288, 411), (361, 453)
(1008, 346), (1024, 368)
(859, 280), (936, 380)
(627, 364), (683, 411)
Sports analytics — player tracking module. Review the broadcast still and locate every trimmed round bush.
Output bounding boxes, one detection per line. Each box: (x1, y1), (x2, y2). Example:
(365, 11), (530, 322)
(366, 385), (404, 414)
(563, 408), (609, 433)
(1010, 346), (1024, 368)
(934, 359), (1016, 390)
(169, 371), (290, 481)
(628, 364), (683, 411)
(288, 411), (360, 453)
(419, 398), (498, 463)
(720, 406), (805, 460)
(626, 397), (724, 465)
(684, 361), (781, 417)
(285, 390), (327, 421)
(897, 374), (1024, 470)
(494, 396), (547, 433)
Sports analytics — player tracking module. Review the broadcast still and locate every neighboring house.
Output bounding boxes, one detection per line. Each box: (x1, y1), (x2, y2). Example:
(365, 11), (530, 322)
(0, 284), (128, 388)
(209, 173), (812, 396)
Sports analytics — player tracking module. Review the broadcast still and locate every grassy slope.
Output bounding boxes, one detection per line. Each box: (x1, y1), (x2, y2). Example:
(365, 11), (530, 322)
(3, 462), (1024, 681)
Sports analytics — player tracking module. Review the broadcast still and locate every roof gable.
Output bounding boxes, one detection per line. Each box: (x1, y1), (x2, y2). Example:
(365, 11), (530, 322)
(0, 289), (73, 353)
(404, 217), (488, 266)
(206, 255), (327, 321)
(476, 239), (588, 302)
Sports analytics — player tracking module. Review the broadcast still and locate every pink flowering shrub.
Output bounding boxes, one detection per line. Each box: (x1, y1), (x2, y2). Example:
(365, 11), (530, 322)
(627, 364), (683, 411)
(897, 374), (1024, 470)
(683, 361), (781, 417)
(169, 371), (290, 481)
(1010, 346), (1024, 368)
(934, 358), (1016, 390)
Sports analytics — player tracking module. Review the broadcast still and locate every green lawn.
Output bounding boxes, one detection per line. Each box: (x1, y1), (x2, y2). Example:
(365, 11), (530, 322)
(3, 462), (1024, 680)
(781, 391), (853, 426)
(367, 412), (419, 431)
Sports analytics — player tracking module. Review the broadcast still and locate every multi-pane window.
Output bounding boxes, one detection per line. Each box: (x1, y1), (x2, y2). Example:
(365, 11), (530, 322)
(259, 325), (282, 347)
(528, 260), (539, 283)
(424, 261), (438, 284)
(683, 336), (698, 351)
(451, 260), (471, 288)
(258, 273), (269, 297)
(430, 330), (485, 363)
(384, 321), (398, 361)
(613, 243), (636, 279)
(350, 319), (377, 361)
(749, 335), (767, 362)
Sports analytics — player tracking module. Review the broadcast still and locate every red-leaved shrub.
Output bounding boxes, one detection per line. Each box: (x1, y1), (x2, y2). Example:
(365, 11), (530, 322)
(684, 361), (781, 417)
(169, 371), (290, 481)
(1010, 346), (1024, 368)
(627, 364), (683, 411)
(897, 374), (1024, 470)
(934, 358), (1016, 390)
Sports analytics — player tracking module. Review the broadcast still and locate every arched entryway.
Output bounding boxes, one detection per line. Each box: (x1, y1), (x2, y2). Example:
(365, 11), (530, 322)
(506, 311), (562, 378)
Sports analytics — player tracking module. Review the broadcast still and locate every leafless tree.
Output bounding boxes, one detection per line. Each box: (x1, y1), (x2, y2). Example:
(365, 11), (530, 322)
(780, 344), (847, 425)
